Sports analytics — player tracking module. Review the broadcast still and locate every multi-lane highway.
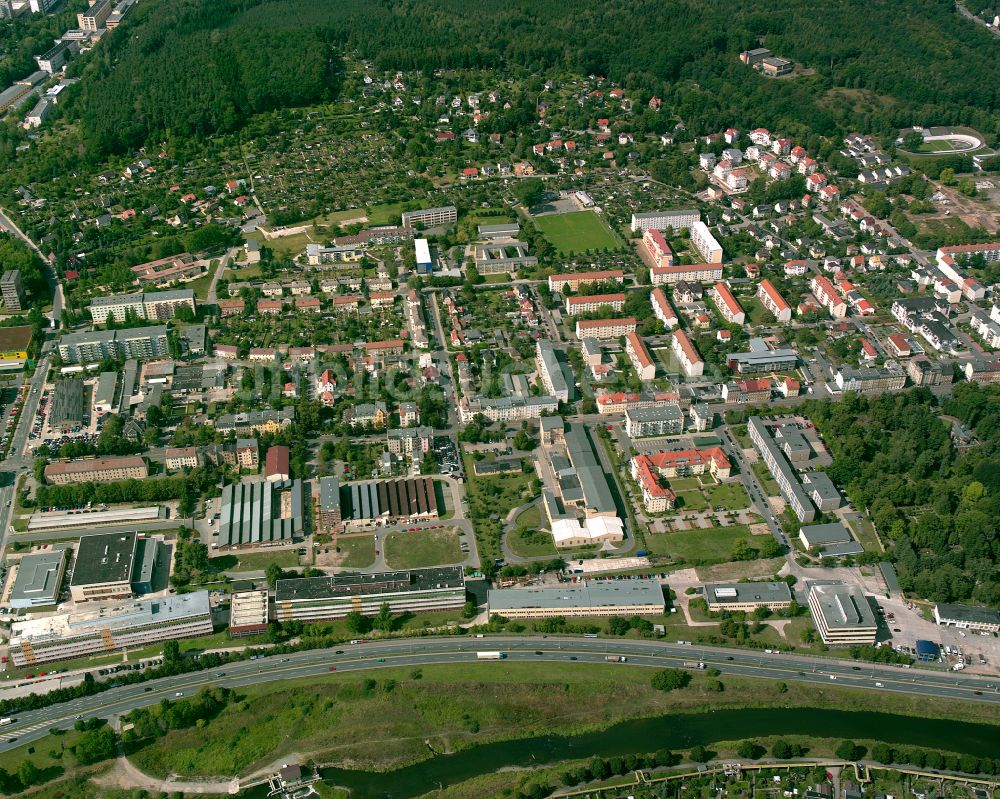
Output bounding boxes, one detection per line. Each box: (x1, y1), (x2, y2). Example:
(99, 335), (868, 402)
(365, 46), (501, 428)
(2, 636), (998, 753)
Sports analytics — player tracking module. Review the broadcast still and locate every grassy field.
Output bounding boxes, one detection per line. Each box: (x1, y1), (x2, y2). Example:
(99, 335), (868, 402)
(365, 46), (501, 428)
(742, 296), (772, 327)
(185, 271), (215, 301)
(674, 489), (708, 511)
(209, 548), (300, 572)
(705, 482), (751, 510)
(384, 528), (462, 568)
(507, 526), (558, 557)
(533, 211), (621, 254)
(120, 662), (1000, 780)
(848, 517), (883, 553)
(645, 525), (753, 563)
(265, 230), (314, 258)
(751, 461), (781, 496)
(335, 535), (377, 568)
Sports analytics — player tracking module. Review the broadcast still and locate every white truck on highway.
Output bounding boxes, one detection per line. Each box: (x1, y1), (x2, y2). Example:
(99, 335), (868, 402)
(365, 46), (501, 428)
(477, 651), (506, 660)
(683, 661), (707, 669)
(605, 655), (627, 663)
(0, 717), (14, 726)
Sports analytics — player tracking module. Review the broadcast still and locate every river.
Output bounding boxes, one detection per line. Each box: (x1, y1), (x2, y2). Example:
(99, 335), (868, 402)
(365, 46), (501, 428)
(243, 706), (1000, 799)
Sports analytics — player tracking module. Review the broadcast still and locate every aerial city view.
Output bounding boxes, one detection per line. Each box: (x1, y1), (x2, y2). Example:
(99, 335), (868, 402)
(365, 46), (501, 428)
(0, 0), (999, 797)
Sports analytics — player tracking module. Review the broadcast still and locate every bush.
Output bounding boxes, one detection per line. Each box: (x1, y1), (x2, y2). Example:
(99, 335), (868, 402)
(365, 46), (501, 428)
(650, 668), (692, 692)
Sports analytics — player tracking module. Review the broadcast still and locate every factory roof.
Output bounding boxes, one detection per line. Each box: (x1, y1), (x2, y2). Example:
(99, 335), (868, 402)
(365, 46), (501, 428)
(488, 579), (664, 612)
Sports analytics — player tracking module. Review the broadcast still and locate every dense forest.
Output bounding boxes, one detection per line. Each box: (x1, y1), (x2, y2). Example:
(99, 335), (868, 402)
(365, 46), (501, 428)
(806, 385), (1000, 609)
(66, 0), (1000, 157)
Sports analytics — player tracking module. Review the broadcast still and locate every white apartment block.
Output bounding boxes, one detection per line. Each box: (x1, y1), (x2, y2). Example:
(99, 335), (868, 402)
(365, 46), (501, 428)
(400, 205), (457, 228)
(650, 287), (679, 329)
(90, 290), (196, 325)
(757, 279), (791, 322)
(810, 275), (847, 318)
(671, 330), (704, 377)
(564, 293), (626, 316)
(690, 221), (724, 264)
(548, 270), (624, 292)
(643, 229), (675, 268)
(630, 209), (699, 233)
(575, 317), (638, 340)
(625, 332), (656, 381)
(710, 282), (745, 325)
(651, 263), (723, 285)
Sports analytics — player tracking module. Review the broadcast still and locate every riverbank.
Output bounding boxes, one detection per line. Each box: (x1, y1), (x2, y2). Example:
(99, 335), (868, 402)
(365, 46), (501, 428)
(122, 662), (1000, 780)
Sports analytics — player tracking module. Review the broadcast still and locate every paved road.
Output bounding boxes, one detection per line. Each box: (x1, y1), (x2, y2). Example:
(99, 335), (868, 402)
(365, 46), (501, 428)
(957, 0), (1000, 36)
(206, 248), (240, 305)
(2, 635), (997, 754)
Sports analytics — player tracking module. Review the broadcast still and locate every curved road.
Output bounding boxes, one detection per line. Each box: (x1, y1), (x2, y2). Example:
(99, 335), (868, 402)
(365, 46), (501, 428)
(2, 636), (998, 755)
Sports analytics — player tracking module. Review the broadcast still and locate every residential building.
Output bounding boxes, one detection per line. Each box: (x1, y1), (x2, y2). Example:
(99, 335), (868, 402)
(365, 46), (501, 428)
(671, 329), (704, 376)
(458, 394), (558, 423)
(215, 408), (295, 436)
(386, 426), (433, 456)
(704, 581), (792, 613)
(624, 404), (684, 437)
(548, 270), (624, 293)
(78, 0), (112, 30)
(89, 290), (196, 324)
(970, 311), (1000, 349)
(632, 446), (731, 480)
(536, 340), (571, 402)
(344, 402), (389, 428)
(650, 287), (678, 329)
(575, 317), (637, 340)
(0, 269), (25, 312)
(756, 279), (791, 322)
(488, 579), (665, 619)
(834, 365), (905, 394)
(799, 522), (860, 556)
(539, 416), (565, 447)
(932, 603), (1000, 633)
(650, 263), (723, 285)
(964, 356), (1000, 384)
(595, 391), (679, 415)
(801, 471), (841, 512)
(630, 455), (676, 511)
(45, 455), (148, 485)
(8, 591), (212, 667)
(807, 582), (878, 645)
(643, 229), (675, 268)
(305, 243), (365, 265)
(400, 206), (458, 228)
(722, 378), (771, 404)
(565, 292), (626, 316)
(810, 275), (847, 318)
(710, 282), (745, 325)
(630, 209), (699, 233)
(625, 332), (656, 381)
(130, 253), (208, 287)
(690, 221), (724, 264)
(275, 567), (466, 622)
(748, 416), (815, 522)
(57, 326), (169, 364)
(907, 356), (951, 387)
(164, 446), (200, 471)
(35, 41), (72, 74)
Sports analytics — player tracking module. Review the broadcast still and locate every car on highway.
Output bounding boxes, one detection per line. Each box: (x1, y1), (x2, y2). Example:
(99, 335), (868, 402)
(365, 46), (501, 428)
(534, 650), (543, 655)
(143, 687), (153, 692)
(328, 666), (337, 671)
(335, 650), (344, 654)
(569, 656), (578, 660)
(175, 691), (184, 697)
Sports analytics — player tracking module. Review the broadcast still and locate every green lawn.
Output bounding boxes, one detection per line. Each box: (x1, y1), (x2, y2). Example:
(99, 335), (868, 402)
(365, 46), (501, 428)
(184, 271), (215, 301)
(533, 211), (622, 254)
(507, 526), (558, 557)
(265, 230), (314, 258)
(848, 517), (883, 553)
(210, 548), (300, 573)
(667, 477), (701, 491)
(705, 482), (751, 511)
(742, 296), (772, 326)
(336, 535), (377, 568)
(751, 461), (780, 496)
(384, 528), (463, 568)
(674, 489), (708, 511)
(644, 525), (753, 564)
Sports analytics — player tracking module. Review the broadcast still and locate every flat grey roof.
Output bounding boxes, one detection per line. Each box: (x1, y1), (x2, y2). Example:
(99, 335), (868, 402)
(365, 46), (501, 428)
(488, 579), (664, 612)
(564, 425), (616, 515)
(276, 566), (464, 601)
(319, 476), (340, 512)
(71, 532), (138, 587)
(802, 472), (839, 501)
(749, 417), (814, 516)
(935, 603), (1000, 625)
(809, 582), (878, 630)
(705, 581), (792, 605)
(51, 377), (84, 427)
(799, 522), (852, 546)
(9, 550), (65, 604)
(625, 404), (683, 423)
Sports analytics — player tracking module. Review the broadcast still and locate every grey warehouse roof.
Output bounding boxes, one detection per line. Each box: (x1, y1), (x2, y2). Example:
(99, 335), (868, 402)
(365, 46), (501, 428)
(488, 578), (664, 612)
